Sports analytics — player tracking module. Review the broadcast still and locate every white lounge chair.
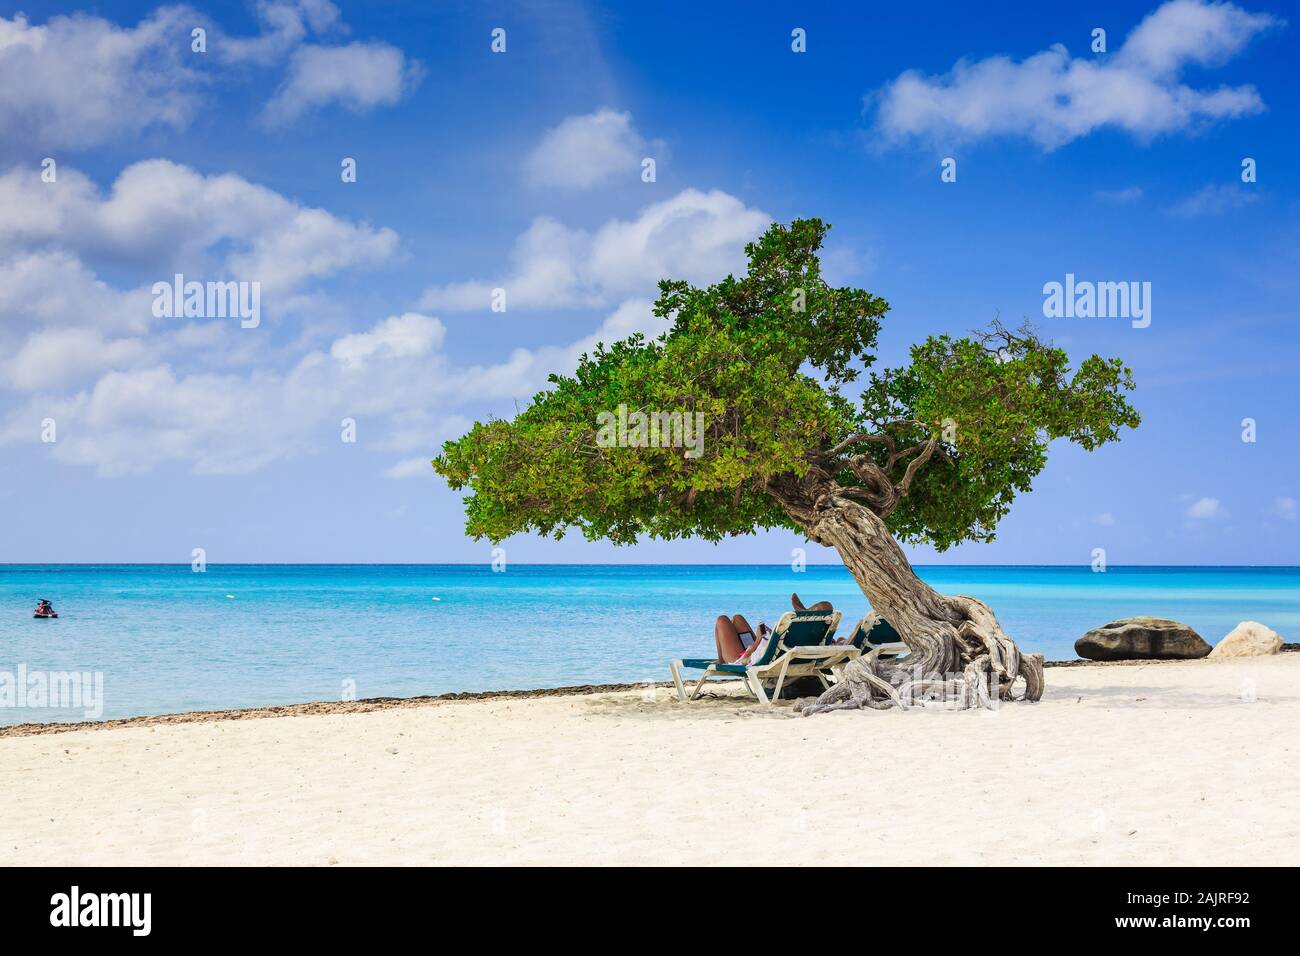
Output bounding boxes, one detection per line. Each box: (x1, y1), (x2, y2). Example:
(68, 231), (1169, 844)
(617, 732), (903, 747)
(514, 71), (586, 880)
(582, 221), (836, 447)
(669, 609), (848, 705)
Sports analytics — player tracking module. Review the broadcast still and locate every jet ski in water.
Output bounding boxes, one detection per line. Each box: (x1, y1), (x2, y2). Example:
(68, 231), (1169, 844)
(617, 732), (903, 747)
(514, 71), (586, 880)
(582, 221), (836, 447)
(34, 599), (58, 619)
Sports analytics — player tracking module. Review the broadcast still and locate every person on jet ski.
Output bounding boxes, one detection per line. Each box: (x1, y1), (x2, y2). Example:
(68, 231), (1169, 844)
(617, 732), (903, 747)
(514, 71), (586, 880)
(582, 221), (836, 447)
(35, 599), (54, 616)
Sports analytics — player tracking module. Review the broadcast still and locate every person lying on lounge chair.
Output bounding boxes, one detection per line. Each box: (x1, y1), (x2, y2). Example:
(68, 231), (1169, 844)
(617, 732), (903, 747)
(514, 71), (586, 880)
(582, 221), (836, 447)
(712, 593), (835, 663)
(712, 614), (771, 664)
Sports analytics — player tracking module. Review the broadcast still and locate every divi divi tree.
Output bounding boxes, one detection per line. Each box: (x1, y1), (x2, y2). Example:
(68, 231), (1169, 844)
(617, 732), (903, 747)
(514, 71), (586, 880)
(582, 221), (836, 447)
(435, 220), (1140, 713)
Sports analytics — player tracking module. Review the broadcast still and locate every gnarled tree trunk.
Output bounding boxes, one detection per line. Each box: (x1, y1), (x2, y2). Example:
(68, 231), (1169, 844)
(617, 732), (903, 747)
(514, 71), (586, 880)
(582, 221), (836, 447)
(768, 472), (1044, 714)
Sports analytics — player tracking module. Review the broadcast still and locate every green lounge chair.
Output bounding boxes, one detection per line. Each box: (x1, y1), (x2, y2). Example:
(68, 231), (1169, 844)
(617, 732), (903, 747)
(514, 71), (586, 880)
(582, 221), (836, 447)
(669, 609), (845, 705)
(845, 613), (909, 658)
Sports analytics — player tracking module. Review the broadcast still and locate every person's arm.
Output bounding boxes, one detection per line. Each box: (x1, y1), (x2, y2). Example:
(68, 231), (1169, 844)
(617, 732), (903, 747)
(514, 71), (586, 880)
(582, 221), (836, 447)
(737, 623), (770, 662)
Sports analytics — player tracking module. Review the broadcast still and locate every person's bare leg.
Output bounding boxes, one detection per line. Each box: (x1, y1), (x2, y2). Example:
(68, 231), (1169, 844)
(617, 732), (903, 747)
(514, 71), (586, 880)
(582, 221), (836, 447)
(714, 615), (746, 663)
(792, 593), (832, 612)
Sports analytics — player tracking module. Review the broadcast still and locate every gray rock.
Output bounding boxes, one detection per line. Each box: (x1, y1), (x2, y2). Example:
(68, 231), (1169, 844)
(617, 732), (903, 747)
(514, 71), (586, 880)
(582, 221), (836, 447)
(1075, 617), (1212, 661)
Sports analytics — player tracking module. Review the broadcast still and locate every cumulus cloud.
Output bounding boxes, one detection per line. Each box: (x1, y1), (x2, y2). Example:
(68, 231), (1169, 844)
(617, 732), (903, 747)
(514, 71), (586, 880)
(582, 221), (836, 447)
(263, 40), (423, 125)
(0, 7), (199, 150)
(1274, 496), (1297, 520)
(420, 189), (770, 311)
(218, 0), (343, 65)
(0, 311), (443, 475)
(331, 313), (445, 369)
(2, 328), (147, 391)
(0, 160), (398, 294)
(0, 251), (154, 334)
(0, 159), (399, 394)
(1186, 496), (1225, 519)
(0, 163), (677, 477)
(869, 0), (1281, 149)
(0, 300), (665, 477)
(524, 109), (648, 189)
(1117, 0), (1279, 74)
(0, 2), (416, 148)
(0, 169), (743, 478)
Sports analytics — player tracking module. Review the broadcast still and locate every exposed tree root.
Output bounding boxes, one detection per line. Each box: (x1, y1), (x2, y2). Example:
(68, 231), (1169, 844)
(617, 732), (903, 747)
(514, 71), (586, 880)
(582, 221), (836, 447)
(797, 599), (1045, 716)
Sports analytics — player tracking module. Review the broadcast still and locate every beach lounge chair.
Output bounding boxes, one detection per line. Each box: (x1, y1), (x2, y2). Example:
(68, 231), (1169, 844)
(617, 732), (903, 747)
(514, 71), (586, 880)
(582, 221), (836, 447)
(845, 613), (909, 659)
(669, 609), (846, 705)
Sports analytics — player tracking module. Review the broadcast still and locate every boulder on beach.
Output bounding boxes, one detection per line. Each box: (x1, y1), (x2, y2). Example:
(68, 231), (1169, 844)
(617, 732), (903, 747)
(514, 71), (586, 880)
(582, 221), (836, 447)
(1210, 621), (1284, 659)
(1075, 617), (1212, 661)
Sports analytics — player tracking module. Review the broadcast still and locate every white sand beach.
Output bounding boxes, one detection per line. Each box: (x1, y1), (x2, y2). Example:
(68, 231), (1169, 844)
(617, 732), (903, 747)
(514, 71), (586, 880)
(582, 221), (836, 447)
(2, 655), (1296, 866)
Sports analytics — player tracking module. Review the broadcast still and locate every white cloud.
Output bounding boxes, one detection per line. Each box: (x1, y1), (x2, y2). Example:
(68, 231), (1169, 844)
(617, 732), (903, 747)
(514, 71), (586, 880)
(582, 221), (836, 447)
(1274, 496), (1297, 521)
(375, 300), (665, 476)
(0, 310), (444, 476)
(330, 313), (445, 369)
(1168, 182), (1260, 216)
(420, 189), (770, 311)
(0, 160), (398, 295)
(2, 328), (147, 391)
(870, 0), (1280, 149)
(1093, 512), (1116, 526)
(1186, 496), (1225, 519)
(0, 251), (153, 334)
(524, 109), (647, 189)
(0, 299), (664, 476)
(0, 168), (748, 478)
(450, 299), (663, 400)
(263, 41), (423, 124)
(0, 251), (156, 388)
(0, 2), (414, 148)
(7, 366), (296, 476)
(385, 457), (436, 479)
(218, 0), (343, 65)
(0, 7), (198, 149)
(0, 160), (399, 396)
(1117, 0), (1279, 74)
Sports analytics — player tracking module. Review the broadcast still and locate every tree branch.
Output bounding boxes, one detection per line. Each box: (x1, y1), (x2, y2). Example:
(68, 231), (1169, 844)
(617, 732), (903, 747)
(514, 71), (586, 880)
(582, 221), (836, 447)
(820, 419), (927, 459)
(894, 438), (939, 501)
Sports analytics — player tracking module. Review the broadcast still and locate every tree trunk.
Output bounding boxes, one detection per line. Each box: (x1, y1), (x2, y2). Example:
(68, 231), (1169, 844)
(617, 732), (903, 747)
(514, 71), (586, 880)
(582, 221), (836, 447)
(767, 474), (1044, 714)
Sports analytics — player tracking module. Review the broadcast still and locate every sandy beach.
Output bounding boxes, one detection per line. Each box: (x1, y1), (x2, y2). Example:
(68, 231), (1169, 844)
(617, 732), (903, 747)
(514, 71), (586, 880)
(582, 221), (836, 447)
(2, 655), (1296, 866)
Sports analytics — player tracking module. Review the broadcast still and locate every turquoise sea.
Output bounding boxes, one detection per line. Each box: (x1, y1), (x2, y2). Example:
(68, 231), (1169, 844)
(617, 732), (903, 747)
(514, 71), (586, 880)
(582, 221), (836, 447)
(1, 564), (1297, 725)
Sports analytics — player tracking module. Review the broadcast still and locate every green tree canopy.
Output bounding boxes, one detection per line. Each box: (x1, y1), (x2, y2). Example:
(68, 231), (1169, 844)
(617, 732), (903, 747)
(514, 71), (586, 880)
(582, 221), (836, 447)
(434, 218), (1139, 551)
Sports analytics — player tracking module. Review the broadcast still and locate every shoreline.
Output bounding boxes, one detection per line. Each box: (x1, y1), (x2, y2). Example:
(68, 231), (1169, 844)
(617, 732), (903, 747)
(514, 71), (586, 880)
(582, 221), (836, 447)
(4, 647), (1295, 739)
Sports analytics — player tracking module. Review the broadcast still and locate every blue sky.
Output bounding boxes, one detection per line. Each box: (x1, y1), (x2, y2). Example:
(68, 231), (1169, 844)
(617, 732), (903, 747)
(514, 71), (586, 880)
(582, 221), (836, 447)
(0, 0), (1296, 565)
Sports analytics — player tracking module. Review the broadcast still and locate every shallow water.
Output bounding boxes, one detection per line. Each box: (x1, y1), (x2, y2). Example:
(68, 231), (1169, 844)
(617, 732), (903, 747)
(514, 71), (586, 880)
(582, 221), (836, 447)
(2, 564), (1296, 724)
